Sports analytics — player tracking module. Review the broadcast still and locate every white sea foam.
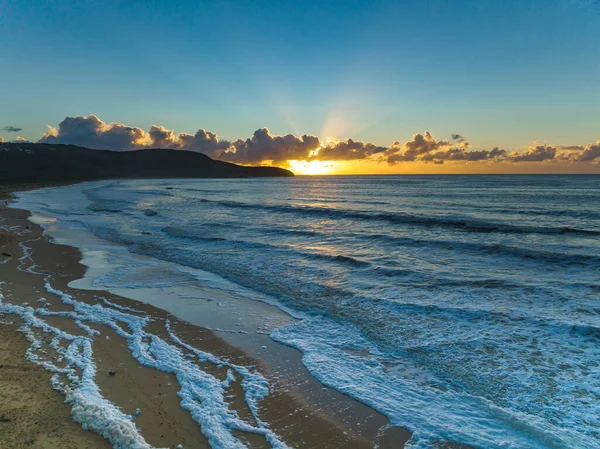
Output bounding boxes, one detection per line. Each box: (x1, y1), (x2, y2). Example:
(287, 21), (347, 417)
(0, 293), (156, 449)
(41, 282), (290, 449)
(271, 316), (597, 449)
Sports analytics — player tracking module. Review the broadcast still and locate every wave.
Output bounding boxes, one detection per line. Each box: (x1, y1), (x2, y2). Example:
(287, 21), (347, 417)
(200, 199), (600, 237)
(162, 226), (370, 267)
(310, 253), (370, 267)
(163, 221), (598, 270)
(176, 187), (241, 194)
(162, 227), (227, 242)
(160, 226), (593, 300)
(87, 202), (124, 213)
(364, 234), (600, 266)
(289, 197), (390, 206)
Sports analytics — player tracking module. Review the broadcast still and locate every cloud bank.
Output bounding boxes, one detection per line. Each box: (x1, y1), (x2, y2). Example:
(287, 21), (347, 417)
(41, 115), (148, 151)
(220, 128), (320, 165)
(312, 139), (388, 161)
(35, 114), (600, 166)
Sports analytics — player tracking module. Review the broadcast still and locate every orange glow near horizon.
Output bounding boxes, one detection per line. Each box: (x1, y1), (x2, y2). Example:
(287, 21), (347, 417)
(277, 159), (600, 175)
(287, 160), (337, 175)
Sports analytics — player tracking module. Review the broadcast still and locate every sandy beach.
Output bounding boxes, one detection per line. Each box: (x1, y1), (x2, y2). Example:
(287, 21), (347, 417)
(0, 185), (412, 449)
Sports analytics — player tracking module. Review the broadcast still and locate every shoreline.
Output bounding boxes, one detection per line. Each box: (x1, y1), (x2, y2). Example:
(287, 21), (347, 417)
(0, 184), (412, 449)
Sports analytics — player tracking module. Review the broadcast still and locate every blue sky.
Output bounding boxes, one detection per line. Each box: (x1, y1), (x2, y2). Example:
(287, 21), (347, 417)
(1, 0), (599, 150)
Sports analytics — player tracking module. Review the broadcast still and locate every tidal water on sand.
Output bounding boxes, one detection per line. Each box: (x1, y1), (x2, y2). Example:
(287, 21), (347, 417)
(16, 175), (600, 448)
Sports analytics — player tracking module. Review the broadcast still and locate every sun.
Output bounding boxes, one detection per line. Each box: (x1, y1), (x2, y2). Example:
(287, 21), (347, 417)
(287, 160), (336, 175)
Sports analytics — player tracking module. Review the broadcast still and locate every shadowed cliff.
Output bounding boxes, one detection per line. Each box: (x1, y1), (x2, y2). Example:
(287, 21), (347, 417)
(0, 143), (294, 184)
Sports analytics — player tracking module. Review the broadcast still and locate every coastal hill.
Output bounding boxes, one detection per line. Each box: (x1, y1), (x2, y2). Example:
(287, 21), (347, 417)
(0, 143), (293, 184)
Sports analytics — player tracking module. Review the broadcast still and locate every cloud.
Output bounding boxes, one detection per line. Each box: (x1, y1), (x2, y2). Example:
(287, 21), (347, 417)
(577, 141), (600, 162)
(40, 114), (148, 151)
(0, 137), (4, 143)
(386, 131), (453, 164)
(220, 128), (320, 164)
(15, 136), (27, 142)
(421, 147), (506, 163)
(148, 125), (176, 148)
(311, 139), (388, 161)
(405, 131), (451, 154)
(176, 129), (230, 159)
(3, 126), (22, 133)
(507, 145), (557, 162)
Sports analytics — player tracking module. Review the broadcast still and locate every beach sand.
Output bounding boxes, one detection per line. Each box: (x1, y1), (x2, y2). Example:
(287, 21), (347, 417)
(0, 186), (413, 449)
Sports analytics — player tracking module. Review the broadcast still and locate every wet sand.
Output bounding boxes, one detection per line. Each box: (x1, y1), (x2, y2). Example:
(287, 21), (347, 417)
(0, 185), (412, 449)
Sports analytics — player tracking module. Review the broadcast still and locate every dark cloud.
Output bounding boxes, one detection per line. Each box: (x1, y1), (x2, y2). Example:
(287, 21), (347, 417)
(421, 147), (506, 163)
(311, 139), (387, 161)
(176, 129), (230, 159)
(561, 145), (585, 151)
(451, 133), (467, 143)
(3, 126), (22, 133)
(387, 132), (452, 164)
(220, 128), (319, 164)
(577, 141), (600, 162)
(405, 131), (451, 154)
(40, 115), (147, 151)
(507, 145), (557, 162)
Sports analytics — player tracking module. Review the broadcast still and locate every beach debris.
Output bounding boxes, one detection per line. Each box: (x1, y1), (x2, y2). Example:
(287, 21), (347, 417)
(1, 252), (12, 257)
(108, 370), (116, 376)
(141, 231), (152, 235)
(144, 209), (158, 216)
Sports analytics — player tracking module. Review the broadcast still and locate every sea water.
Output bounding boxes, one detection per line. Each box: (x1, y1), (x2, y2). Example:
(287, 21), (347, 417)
(15, 175), (600, 448)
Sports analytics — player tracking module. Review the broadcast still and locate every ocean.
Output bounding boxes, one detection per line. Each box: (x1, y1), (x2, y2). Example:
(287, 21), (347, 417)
(15, 175), (600, 448)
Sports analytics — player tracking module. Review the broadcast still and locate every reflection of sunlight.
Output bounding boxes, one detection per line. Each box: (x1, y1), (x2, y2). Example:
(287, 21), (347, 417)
(288, 160), (336, 175)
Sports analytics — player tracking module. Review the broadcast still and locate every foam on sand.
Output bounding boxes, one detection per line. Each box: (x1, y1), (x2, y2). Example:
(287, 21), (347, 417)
(0, 274), (290, 448)
(0, 296), (155, 449)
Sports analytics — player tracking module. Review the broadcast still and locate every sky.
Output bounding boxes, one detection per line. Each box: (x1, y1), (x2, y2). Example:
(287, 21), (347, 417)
(1, 0), (599, 174)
